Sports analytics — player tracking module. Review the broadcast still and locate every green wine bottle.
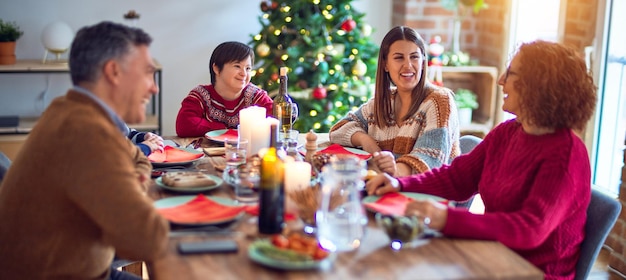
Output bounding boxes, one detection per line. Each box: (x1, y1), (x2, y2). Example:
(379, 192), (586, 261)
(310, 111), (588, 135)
(272, 67), (294, 134)
(258, 122), (285, 234)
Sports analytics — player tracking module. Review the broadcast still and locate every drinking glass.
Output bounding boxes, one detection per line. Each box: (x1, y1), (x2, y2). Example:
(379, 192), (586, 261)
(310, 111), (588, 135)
(224, 138), (248, 168)
(316, 155), (368, 252)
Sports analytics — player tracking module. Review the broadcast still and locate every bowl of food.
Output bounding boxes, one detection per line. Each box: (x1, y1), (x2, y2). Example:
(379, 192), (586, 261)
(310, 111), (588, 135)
(375, 213), (431, 250)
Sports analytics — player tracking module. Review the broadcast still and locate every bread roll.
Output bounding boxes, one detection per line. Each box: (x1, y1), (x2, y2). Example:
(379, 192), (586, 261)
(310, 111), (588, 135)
(162, 172), (216, 188)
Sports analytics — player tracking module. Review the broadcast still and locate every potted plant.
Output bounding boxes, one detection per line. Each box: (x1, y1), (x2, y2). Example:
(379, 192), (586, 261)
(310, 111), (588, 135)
(454, 88), (479, 125)
(0, 19), (24, 65)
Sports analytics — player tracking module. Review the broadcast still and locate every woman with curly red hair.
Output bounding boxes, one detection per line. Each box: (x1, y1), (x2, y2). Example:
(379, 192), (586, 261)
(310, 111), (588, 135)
(366, 40), (597, 280)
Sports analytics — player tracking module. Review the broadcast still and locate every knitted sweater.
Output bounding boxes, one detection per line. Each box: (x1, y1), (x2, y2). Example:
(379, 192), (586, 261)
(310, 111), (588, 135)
(175, 84), (273, 137)
(0, 90), (169, 280)
(329, 87), (460, 173)
(399, 119), (589, 280)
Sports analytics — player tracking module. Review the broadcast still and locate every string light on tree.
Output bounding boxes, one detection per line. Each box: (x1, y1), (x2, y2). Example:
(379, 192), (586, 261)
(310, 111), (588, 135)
(256, 42), (271, 57)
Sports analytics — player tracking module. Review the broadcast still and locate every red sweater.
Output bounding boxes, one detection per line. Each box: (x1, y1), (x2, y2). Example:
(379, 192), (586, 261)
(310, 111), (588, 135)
(175, 84), (273, 137)
(399, 119), (589, 280)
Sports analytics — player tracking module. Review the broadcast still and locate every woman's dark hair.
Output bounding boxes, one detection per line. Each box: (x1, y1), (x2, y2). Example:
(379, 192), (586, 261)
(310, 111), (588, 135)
(373, 26), (431, 128)
(209, 41), (255, 83)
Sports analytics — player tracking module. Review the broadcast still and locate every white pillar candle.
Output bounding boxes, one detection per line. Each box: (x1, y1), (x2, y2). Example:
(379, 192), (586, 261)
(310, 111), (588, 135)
(250, 117), (278, 156)
(239, 106), (266, 155)
(284, 161), (312, 191)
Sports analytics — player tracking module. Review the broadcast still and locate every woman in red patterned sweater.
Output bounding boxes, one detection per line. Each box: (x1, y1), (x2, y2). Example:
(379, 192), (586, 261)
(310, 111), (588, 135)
(175, 41), (273, 137)
(366, 40), (597, 279)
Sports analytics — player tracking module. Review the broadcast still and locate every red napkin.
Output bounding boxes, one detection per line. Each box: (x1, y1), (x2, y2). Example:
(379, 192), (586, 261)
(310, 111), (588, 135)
(364, 193), (449, 215)
(148, 146), (203, 163)
(318, 143), (371, 160)
(244, 204), (297, 222)
(209, 129), (238, 142)
(363, 193), (414, 215)
(157, 194), (247, 224)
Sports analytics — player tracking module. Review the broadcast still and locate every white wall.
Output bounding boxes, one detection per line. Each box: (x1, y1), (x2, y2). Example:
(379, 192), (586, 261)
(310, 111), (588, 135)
(0, 0), (391, 135)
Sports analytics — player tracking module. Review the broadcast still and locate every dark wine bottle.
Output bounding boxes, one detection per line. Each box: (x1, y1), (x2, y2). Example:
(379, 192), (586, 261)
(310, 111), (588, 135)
(258, 122), (285, 234)
(272, 67), (293, 134)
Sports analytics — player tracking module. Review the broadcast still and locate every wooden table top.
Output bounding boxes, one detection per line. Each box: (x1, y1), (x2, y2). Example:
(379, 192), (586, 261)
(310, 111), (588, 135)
(145, 136), (544, 280)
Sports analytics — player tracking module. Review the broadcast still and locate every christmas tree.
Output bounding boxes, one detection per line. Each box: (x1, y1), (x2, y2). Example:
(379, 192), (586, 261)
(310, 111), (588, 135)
(249, 0), (379, 132)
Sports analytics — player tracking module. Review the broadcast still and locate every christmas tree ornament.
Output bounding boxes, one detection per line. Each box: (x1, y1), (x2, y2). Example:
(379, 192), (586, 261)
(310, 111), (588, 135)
(256, 42), (271, 57)
(297, 80), (308, 89)
(362, 23), (372, 37)
(427, 36), (444, 86)
(271, 1), (279, 10)
(340, 18), (356, 32)
(312, 86), (327, 100)
(271, 73), (279, 82)
(260, 1), (269, 12)
(352, 59), (367, 76)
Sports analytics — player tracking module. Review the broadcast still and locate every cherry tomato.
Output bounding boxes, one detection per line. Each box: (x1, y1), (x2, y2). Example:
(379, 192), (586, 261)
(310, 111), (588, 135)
(271, 234), (289, 249)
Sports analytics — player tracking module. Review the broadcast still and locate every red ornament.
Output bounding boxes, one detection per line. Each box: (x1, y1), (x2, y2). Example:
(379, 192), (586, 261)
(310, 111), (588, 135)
(340, 19), (356, 32)
(312, 86), (327, 100)
(260, 1), (269, 12)
(271, 1), (279, 9)
(271, 73), (279, 81)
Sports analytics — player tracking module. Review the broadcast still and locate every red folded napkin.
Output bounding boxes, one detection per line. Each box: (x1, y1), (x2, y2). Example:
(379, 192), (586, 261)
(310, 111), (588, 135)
(244, 204), (297, 222)
(148, 146), (203, 163)
(209, 129), (238, 142)
(363, 193), (414, 215)
(318, 143), (371, 160)
(157, 194), (247, 224)
(364, 193), (449, 215)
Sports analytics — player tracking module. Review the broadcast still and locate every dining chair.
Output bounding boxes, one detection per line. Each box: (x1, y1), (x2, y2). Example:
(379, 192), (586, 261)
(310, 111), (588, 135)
(453, 135), (483, 208)
(574, 188), (621, 280)
(0, 151), (11, 183)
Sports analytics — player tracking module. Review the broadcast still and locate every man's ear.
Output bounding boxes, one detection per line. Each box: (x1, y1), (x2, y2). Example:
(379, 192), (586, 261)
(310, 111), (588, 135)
(102, 60), (121, 85)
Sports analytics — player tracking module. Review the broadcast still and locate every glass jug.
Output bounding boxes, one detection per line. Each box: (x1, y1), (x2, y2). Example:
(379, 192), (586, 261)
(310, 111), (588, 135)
(316, 154), (368, 252)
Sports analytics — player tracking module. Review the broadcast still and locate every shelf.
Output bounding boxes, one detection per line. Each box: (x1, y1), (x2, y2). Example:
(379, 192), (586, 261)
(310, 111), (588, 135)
(441, 66), (499, 138)
(0, 115), (159, 135)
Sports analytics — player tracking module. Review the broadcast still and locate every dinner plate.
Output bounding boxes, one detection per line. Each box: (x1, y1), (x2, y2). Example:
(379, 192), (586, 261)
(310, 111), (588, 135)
(362, 192), (447, 213)
(248, 240), (335, 270)
(154, 174), (223, 193)
(150, 147), (204, 168)
(205, 129), (239, 143)
(154, 195), (242, 226)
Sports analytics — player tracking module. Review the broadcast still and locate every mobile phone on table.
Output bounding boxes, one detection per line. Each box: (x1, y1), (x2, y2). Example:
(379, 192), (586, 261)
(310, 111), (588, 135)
(177, 240), (238, 254)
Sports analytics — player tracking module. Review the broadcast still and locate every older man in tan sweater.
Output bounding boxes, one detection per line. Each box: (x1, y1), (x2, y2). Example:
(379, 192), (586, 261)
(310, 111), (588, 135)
(0, 21), (169, 280)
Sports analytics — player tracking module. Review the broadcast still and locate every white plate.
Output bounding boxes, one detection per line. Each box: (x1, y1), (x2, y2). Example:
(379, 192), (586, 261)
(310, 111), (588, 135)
(155, 174), (223, 193)
(150, 147), (204, 167)
(205, 129), (239, 143)
(248, 240), (335, 270)
(154, 195), (242, 226)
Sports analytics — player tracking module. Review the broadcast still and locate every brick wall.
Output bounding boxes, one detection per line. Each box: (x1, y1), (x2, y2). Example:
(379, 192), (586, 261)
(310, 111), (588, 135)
(390, 0), (509, 68)
(562, 0), (598, 53)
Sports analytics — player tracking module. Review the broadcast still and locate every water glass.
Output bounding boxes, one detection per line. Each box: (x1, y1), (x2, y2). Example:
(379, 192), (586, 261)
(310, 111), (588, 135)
(225, 138), (248, 167)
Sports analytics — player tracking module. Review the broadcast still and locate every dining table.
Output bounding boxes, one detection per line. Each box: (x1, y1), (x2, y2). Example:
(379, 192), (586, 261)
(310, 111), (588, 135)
(144, 133), (544, 280)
